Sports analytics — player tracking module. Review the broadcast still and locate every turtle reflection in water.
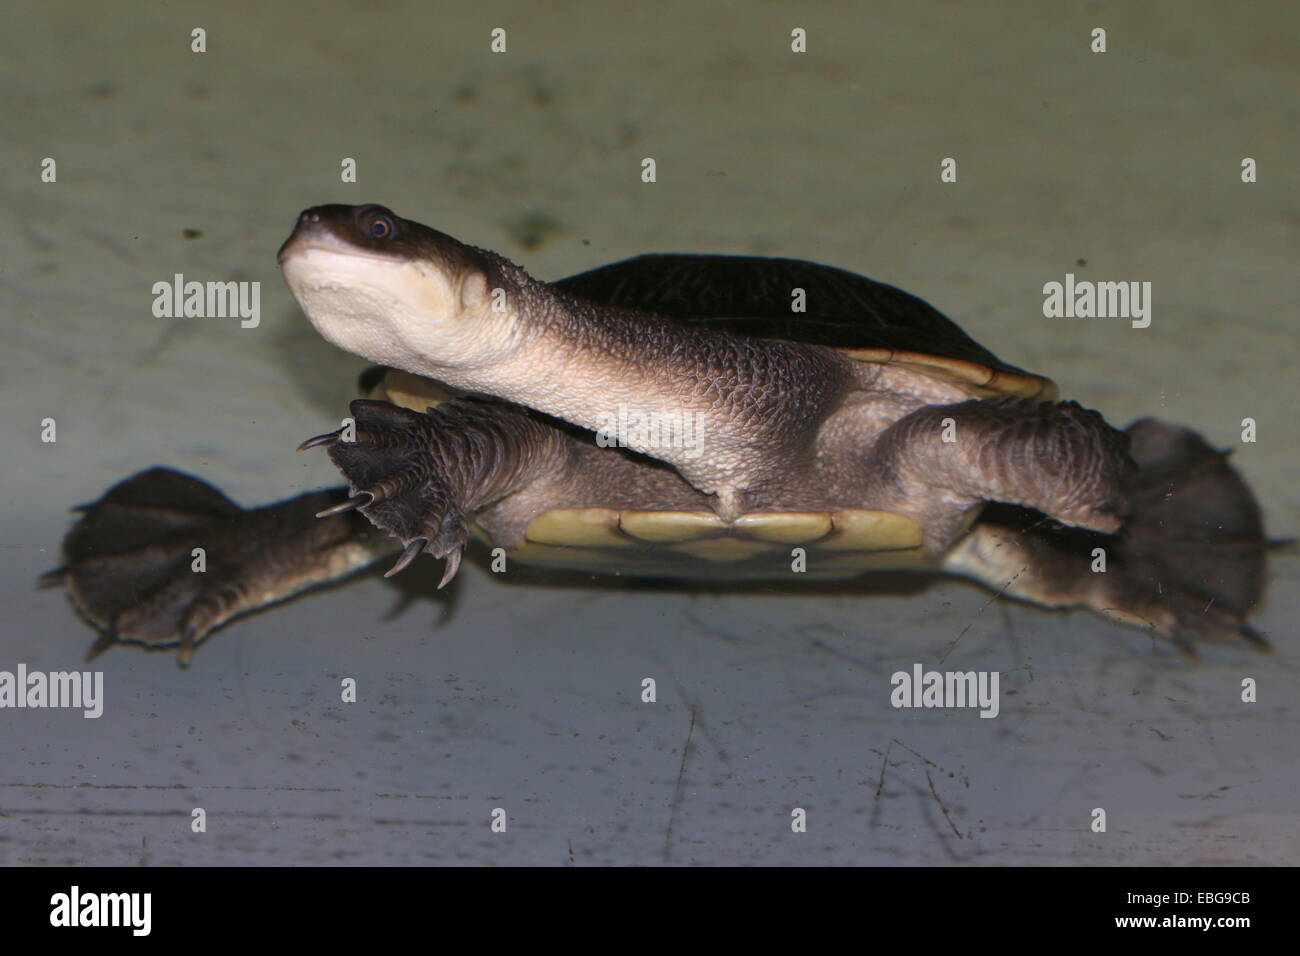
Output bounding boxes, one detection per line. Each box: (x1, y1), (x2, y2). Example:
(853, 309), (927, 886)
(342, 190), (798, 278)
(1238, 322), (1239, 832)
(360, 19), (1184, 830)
(49, 204), (1276, 664)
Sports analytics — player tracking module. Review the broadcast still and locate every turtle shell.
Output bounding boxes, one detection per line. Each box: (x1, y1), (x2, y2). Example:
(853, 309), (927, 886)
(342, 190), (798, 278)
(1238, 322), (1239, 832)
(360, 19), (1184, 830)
(362, 254), (1056, 579)
(556, 254), (1057, 400)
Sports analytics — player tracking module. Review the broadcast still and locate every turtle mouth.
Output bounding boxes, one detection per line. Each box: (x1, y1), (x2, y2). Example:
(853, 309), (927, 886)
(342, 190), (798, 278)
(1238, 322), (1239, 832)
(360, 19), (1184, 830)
(277, 233), (408, 276)
(278, 237), (407, 272)
(277, 205), (412, 266)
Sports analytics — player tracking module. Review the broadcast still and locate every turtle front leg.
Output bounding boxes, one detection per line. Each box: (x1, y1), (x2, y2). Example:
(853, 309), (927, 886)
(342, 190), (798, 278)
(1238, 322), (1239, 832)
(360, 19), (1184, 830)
(47, 468), (398, 664)
(303, 398), (575, 584)
(867, 396), (1136, 553)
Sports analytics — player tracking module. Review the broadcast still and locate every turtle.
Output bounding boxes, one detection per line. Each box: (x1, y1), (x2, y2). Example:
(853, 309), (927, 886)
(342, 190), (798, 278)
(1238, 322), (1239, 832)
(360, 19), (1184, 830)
(47, 203), (1275, 664)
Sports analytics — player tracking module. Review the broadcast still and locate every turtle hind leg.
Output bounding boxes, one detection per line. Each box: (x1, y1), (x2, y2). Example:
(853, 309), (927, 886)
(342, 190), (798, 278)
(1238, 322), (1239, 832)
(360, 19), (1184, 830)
(50, 467), (395, 664)
(865, 396), (1137, 559)
(942, 420), (1275, 651)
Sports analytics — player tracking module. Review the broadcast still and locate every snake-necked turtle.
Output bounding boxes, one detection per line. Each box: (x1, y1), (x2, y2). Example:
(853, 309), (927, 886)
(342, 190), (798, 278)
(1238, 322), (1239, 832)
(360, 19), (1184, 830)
(49, 204), (1273, 663)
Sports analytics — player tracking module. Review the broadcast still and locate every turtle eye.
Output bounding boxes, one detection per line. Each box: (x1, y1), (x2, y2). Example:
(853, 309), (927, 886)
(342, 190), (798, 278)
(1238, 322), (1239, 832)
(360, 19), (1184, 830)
(367, 215), (395, 240)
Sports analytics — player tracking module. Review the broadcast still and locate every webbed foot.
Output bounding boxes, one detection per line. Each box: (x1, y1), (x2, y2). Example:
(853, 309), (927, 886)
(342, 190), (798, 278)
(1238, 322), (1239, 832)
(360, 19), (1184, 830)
(47, 468), (391, 663)
(945, 420), (1278, 651)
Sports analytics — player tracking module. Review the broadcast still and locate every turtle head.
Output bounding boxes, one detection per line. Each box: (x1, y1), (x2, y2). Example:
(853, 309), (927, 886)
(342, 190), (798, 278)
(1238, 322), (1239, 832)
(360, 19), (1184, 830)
(278, 204), (526, 374)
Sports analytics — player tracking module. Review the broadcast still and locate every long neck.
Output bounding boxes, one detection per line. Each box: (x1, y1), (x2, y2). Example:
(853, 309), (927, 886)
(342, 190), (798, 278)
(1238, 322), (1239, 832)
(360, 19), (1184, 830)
(443, 292), (857, 498)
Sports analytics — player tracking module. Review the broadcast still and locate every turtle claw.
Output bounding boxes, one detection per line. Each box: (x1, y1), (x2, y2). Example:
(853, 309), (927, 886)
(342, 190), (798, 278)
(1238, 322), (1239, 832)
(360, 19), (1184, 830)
(1169, 633), (1199, 662)
(1239, 625), (1272, 653)
(381, 535), (466, 586)
(36, 565), (67, 589)
(385, 538), (428, 578)
(438, 549), (462, 590)
(315, 492), (373, 518)
(85, 630), (117, 663)
(297, 431), (339, 452)
(1178, 601), (1273, 652)
(177, 631), (196, 668)
(321, 400), (475, 586)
